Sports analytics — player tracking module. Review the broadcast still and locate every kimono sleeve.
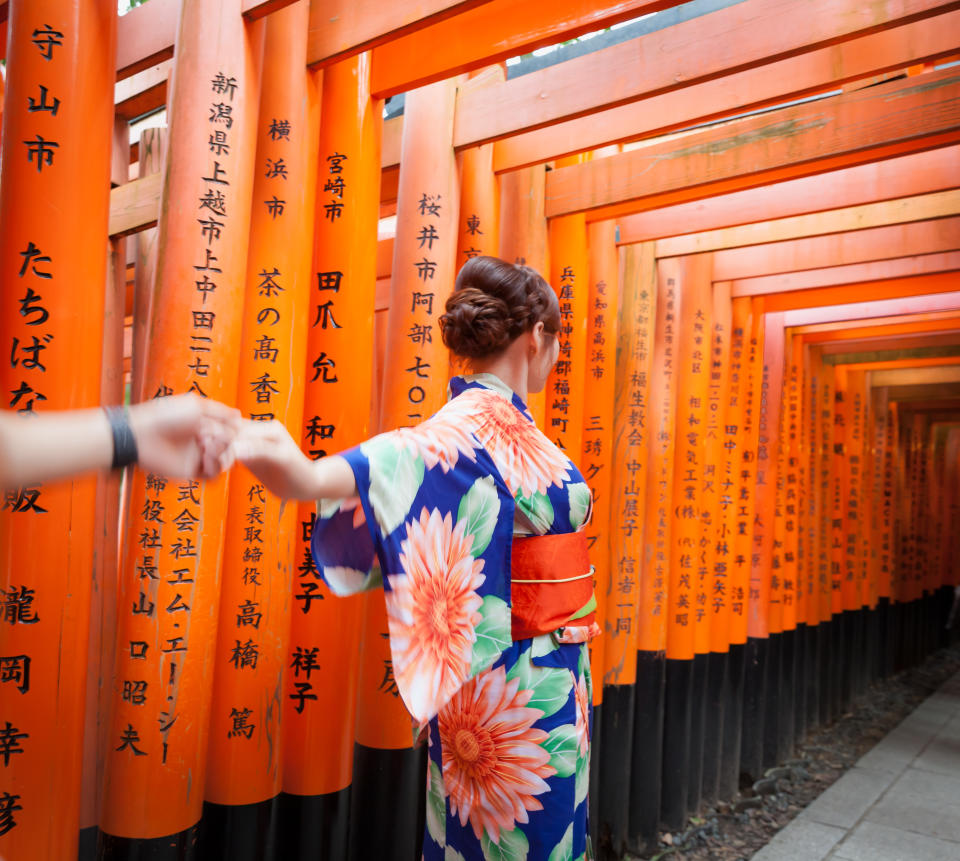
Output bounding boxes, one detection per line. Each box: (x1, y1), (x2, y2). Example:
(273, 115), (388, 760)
(312, 424), (518, 722)
(309, 431), (418, 596)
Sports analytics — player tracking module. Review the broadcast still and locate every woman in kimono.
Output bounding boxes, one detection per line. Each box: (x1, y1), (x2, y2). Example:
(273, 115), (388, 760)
(234, 256), (598, 861)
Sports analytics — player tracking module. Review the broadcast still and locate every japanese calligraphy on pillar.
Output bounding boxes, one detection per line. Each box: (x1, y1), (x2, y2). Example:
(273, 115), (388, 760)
(723, 298), (750, 642)
(608, 242), (658, 683)
(0, 8), (114, 852)
(101, 1), (259, 836)
(669, 255), (712, 660)
(707, 282), (732, 653)
(546, 214), (588, 456)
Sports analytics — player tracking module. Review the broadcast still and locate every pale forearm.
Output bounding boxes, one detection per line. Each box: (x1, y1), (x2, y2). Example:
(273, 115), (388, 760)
(0, 408), (113, 490)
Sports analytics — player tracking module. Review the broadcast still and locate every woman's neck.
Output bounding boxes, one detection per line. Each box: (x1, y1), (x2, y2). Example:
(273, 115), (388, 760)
(471, 340), (529, 402)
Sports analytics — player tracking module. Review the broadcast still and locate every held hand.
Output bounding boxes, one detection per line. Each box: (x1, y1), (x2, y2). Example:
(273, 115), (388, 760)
(230, 419), (321, 500)
(128, 393), (241, 480)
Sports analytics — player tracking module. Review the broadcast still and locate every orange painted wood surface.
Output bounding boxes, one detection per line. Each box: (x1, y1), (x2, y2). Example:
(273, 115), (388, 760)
(287, 52), (382, 796)
(101, 1), (262, 840)
(666, 254), (713, 661)
(205, 2), (316, 809)
(604, 243), (664, 664)
(608, 241), (657, 681)
(544, 67), (960, 220)
(583, 219), (619, 703)
(723, 297), (752, 644)
(497, 165), (549, 427)
(456, 0), (958, 148)
(307, 0), (492, 68)
(370, 0), (684, 98)
(546, 204), (589, 457)
(734, 300), (765, 634)
(748, 312), (783, 639)
(0, 1), (116, 856)
(708, 280), (733, 652)
(617, 147), (960, 244)
(492, 11), (960, 171)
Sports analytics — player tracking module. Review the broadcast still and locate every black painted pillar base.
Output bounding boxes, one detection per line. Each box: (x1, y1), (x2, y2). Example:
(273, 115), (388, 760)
(794, 623), (807, 743)
(780, 627), (796, 760)
(627, 652), (665, 857)
(700, 650), (727, 808)
(277, 785), (351, 861)
(878, 597), (893, 679)
(805, 622), (820, 734)
(818, 618), (832, 727)
(687, 653), (709, 816)
(598, 682), (635, 859)
(660, 658), (693, 832)
(840, 611), (854, 712)
(348, 744), (425, 861)
(719, 642), (745, 801)
(589, 700), (602, 858)
(739, 637), (767, 784)
(97, 822), (202, 861)
(761, 632), (781, 771)
(828, 614), (843, 723)
(79, 826), (96, 861)
(199, 797), (278, 861)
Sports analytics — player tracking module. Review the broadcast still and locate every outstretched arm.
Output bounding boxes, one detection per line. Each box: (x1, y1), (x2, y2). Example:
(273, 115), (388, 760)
(230, 419), (357, 501)
(0, 393), (240, 490)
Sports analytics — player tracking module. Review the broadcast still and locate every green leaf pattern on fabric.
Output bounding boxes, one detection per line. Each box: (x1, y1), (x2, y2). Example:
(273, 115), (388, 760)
(547, 824), (574, 861)
(543, 723), (578, 778)
(457, 475), (501, 557)
(515, 489), (555, 533)
(481, 825), (529, 861)
(363, 436), (425, 536)
(426, 758), (446, 848)
(567, 482), (592, 531)
(470, 595), (511, 676)
(506, 648), (573, 720)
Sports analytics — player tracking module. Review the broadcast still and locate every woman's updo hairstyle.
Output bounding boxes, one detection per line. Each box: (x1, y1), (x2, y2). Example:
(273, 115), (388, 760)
(439, 255), (560, 360)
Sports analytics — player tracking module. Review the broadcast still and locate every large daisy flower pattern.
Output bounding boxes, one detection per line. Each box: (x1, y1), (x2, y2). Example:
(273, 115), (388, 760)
(463, 390), (572, 498)
(438, 665), (555, 842)
(394, 409), (480, 474)
(385, 508), (486, 720)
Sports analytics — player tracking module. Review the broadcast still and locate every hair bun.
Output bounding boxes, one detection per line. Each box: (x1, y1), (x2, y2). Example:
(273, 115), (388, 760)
(440, 287), (515, 359)
(438, 255), (560, 360)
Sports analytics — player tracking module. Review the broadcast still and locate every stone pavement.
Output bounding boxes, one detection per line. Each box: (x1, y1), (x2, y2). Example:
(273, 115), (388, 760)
(752, 669), (960, 861)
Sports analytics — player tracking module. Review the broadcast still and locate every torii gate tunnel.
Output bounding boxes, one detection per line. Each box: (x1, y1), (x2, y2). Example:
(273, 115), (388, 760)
(0, 0), (958, 859)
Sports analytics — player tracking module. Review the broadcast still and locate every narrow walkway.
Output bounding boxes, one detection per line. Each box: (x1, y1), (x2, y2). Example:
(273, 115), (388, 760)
(753, 670), (960, 861)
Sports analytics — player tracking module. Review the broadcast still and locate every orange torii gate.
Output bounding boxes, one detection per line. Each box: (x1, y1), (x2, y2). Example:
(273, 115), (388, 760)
(0, 1), (958, 860)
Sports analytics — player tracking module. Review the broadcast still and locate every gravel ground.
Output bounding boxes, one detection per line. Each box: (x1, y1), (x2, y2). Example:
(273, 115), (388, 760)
(627, 641), (960, 861)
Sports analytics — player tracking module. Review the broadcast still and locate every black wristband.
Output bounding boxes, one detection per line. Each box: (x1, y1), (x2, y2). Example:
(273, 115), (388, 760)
(104, 406), (139, 469)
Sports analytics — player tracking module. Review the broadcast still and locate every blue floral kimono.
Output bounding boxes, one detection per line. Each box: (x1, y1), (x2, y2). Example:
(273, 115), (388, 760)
(312, 374), (597, 861)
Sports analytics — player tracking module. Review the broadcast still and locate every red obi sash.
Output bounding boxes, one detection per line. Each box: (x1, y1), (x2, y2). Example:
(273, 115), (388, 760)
(510, 531), (595, 640)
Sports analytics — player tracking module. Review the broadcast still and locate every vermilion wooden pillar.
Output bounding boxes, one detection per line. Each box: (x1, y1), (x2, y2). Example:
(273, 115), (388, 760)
(357, 76), (460, 861)
(582, 219), (618, 853)
(600, 242), (658, 856)
(0, 2), (115, 858)
(99, 2), (261, 855)
(756, 315), (786, 769)
(546, 165), (589, 458)
(80, 115), (131, 860)
(455, 70), (501, 277)
(737, 299), (767, 782)
(497, 165), (548, 427)
(661, 254), (712, 827)
(701, 278), (732, 807)
(718, 295), (750, 799)
(281, 51), (381, 861)
(202, 6), (317, 858)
